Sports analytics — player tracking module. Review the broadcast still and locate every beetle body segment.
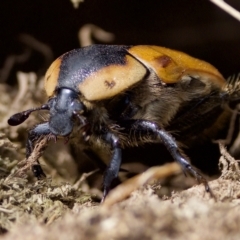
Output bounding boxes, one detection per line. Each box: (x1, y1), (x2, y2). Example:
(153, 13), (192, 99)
(128, 45), (225, 86)
(9, 44), (239, 200)
(45, 57), (62, 97)
(79, 55), (147, 101)
(45, 45), (147, 101)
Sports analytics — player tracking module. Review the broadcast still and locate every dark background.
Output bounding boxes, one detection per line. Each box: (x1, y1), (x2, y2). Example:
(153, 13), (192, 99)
(1, 0), (240, 177)
(1, 0), (240, 83)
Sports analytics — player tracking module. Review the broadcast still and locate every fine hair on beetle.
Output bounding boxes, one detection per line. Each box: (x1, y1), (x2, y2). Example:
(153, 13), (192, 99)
(8, 44), (240, 200)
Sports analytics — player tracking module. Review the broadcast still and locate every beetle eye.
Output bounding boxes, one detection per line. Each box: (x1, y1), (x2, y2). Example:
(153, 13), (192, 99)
(71, 99), (85, 112)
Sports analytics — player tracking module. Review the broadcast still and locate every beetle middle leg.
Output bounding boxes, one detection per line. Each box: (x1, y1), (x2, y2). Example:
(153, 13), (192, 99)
(121, 120), (210, 192)
(101, 131), (122, 200)
(27, 122), (51, 179)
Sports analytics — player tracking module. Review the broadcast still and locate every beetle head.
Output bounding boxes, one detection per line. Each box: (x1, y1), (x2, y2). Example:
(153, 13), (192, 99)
(8, 87), (85, 137)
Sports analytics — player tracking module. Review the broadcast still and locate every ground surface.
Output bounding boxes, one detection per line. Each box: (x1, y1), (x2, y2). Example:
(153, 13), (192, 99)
(1, 153), (240, 240)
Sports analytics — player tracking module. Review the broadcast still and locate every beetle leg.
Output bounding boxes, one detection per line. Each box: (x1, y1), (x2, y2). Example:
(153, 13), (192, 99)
(27, 122), (51, 179)
(124, 120), (210, 191)
(102, 132), (122, 201)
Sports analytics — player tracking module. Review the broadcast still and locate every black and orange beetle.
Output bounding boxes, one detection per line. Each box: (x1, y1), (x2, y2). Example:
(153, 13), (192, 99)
(8, 45), (240, 199)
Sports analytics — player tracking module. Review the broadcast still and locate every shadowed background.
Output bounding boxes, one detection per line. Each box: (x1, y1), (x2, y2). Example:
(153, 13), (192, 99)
(1, 0), (240, 184)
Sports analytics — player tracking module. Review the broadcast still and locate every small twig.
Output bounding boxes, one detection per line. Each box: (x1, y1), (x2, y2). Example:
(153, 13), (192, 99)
(19, 34), (53, 70)
(214, 107), (239, 146)
(0, 50), (31, 83)
(229, 104), (240, 156)
(219, 142), (240, 171)
(0, 72), (37, 131)
(70, 0), (84, 8)
(0, 207), (14, 214)
(0, 34), (53, 83)
(14, 72), (34, 106)
(73, 169), (99, 189)
(210, 0), (240, 22)
(5, 137), (48, 180)
(78, 24), (115, 47)
(218, 142), (240, 179)
(103, 162), (181, 207)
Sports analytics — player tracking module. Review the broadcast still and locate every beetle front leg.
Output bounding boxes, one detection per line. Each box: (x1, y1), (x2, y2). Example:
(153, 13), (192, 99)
(102, 132), (122, 201)
(125, 120), (210, 191)
(27, 122), (51, 179)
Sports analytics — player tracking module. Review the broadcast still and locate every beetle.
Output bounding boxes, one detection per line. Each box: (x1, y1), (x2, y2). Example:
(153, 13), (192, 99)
(7, 44), (239, 200)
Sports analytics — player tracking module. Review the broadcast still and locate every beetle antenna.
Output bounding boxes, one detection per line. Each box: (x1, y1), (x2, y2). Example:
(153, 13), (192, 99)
(8, 104), (50, 126)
